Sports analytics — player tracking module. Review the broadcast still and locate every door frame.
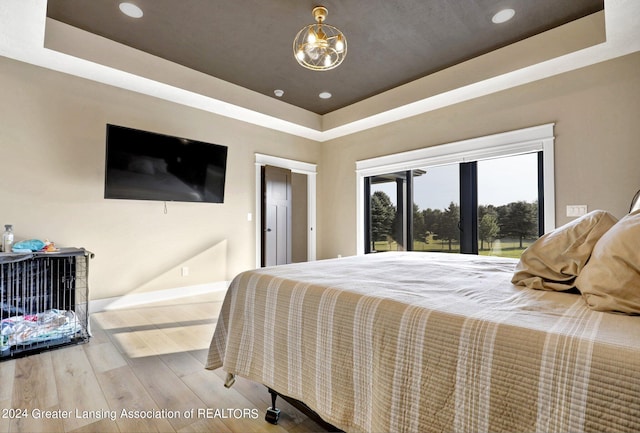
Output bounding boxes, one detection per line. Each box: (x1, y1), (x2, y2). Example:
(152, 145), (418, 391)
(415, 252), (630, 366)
(255, 153), (317, 267)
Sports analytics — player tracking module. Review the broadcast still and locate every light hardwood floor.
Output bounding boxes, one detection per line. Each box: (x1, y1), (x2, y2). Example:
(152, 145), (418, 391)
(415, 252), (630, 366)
(0, 292), (327, 433)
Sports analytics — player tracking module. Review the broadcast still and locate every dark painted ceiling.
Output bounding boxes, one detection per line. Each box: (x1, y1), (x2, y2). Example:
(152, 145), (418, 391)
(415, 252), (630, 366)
(46, 0), (603, 115)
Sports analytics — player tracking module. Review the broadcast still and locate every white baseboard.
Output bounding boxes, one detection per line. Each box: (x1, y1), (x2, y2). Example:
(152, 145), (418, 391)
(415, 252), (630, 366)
(89, 281), (230, 313)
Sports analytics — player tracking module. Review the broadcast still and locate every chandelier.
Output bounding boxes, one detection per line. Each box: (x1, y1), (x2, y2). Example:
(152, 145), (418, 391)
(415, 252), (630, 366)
(293, 6), (347, 71)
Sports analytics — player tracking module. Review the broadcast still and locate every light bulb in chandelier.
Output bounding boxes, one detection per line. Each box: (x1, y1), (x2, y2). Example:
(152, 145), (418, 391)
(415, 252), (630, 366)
(335, 34), (345, 53)
(293, 6), (347, 71)
(306, 28), (317, 44)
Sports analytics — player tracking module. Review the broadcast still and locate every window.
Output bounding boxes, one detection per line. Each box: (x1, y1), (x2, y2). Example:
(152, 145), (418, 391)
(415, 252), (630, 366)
(356, 124), (555, 256)
(367, 172), (407, 252)
(412, 164), (460, 253)
(477, 153), (541, 257)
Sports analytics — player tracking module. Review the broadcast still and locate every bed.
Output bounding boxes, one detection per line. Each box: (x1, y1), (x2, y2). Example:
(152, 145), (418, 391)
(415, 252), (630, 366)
(206, 211), (640, 433)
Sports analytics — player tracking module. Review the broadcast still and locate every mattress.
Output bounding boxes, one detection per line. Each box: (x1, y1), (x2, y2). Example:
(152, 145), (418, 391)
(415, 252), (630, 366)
(206, 252), (640, 433)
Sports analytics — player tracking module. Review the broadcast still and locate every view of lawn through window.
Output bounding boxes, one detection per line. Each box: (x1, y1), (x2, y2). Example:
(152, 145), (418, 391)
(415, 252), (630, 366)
(368, 153), (539, 258)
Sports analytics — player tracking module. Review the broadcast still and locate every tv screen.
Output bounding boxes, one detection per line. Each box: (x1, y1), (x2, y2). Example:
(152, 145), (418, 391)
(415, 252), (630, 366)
(104, 124), (227, 203)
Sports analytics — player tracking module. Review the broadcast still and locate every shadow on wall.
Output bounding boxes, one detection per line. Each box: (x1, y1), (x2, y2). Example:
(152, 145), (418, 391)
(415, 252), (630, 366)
(96, 238), (228, 311)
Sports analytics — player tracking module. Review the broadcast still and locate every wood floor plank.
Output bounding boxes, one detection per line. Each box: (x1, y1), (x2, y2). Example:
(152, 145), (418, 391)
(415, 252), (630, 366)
(67, 418), (120, 433)
(96, 364), (175, 433)
(108, 326), (157, 359)
(83, 341), (127, 374)
(1, 291), (328, 433)
(159, 351), (205, 379)
(186, 348), (210, 366)
(0, 399), (11, 432)
(176, 417), (233, 433)
(92, 308), (153, 331)
(288, 418), (334, 433)
(161, 323), (215, 352)
(212, 370), (320, 432)
(10, 353), (62, 433)
(87, 317), (111, 345)
(11, 404), (65, 433)
(133, 305), (182, 328)
(172, 301), (223, 325)
(11, 352), (59, 411)
(50, 345), (111, 432)
(130, 326), (186, 357)
(127, 356), (207, 431)
(0, 363), (15, 433)
(90, 310), (133, 332)
(180, 369), (290, 433)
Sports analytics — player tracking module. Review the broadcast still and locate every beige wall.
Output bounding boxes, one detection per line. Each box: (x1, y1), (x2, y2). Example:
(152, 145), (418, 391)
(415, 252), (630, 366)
(2, 51), (639, 300)
(318, 52), (640, 259)
(0, 56), (320, 300)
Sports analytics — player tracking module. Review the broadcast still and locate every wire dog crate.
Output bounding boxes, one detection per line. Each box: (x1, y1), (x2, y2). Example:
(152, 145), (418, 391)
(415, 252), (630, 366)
(1, 248), (92, 360)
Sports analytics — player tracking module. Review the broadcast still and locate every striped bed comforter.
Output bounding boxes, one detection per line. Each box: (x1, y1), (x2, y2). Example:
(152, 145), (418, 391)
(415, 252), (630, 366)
(206, 252), (640, 433)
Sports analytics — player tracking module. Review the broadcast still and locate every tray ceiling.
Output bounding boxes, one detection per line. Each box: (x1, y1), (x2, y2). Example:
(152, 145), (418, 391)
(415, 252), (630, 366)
(46, 0), (604, 115)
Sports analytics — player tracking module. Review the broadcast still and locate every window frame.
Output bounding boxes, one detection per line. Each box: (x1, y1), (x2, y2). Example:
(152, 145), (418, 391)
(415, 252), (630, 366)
(355, 124), (555, 256)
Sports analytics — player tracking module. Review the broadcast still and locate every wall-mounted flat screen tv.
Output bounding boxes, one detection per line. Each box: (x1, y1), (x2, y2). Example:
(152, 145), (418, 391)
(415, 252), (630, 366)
(104, 124), (227, 203)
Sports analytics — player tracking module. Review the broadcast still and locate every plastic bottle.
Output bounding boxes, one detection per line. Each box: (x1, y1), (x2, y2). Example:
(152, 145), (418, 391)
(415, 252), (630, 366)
(2, 225), (14, 253)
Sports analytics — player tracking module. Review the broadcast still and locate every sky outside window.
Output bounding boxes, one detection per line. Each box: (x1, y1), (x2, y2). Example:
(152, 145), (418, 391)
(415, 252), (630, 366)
(372, 153), (538, 210)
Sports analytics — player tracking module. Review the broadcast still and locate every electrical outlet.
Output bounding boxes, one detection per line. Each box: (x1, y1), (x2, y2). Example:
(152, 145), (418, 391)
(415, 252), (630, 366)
(566, 205), (587, 217)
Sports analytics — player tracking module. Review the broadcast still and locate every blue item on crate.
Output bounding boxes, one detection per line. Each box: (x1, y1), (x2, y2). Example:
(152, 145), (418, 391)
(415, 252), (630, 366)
(12, 239), (45, 252)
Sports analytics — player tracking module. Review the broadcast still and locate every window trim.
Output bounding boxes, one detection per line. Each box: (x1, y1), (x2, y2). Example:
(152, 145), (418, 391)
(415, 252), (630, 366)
(355, 123), (555, 255)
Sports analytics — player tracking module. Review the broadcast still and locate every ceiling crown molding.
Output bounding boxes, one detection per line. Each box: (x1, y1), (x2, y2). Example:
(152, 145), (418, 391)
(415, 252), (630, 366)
(1, 0), (638, 143)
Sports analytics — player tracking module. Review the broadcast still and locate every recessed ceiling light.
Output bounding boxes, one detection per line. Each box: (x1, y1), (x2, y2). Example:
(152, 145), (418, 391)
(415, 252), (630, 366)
(119, 2), (143, 19)
(319, 92), (332, 99)
(274, 89), (284, 97)
(492, 8), (515, 24)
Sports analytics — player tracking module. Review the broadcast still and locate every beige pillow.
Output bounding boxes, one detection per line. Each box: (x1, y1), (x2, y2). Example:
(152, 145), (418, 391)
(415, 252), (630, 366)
(512, 210), (618, 291)
(576, 210), (640, 314)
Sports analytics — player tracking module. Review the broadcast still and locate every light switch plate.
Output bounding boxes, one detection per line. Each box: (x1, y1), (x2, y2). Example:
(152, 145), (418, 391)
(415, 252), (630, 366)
(566, 205), (588, 217)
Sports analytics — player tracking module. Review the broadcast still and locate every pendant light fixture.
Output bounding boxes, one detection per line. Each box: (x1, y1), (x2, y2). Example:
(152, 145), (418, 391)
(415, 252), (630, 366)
(293, 6), (347, 71)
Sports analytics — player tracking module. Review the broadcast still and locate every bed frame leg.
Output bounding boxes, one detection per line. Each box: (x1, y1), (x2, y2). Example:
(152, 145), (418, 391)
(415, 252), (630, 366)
(265, 388), (281, 424)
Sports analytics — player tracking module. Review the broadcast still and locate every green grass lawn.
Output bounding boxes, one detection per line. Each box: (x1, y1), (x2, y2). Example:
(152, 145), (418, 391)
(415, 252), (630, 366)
(373, 237), (533, 258)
